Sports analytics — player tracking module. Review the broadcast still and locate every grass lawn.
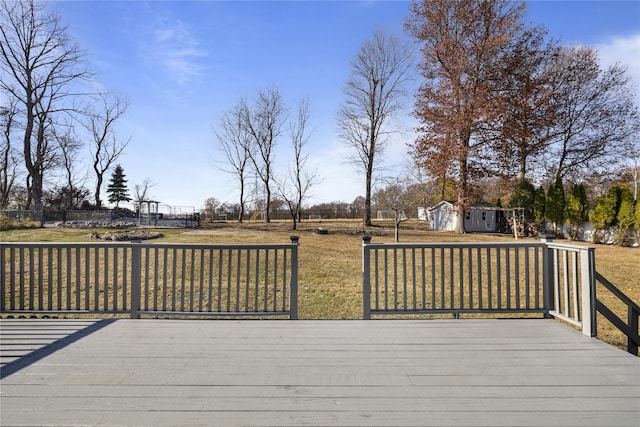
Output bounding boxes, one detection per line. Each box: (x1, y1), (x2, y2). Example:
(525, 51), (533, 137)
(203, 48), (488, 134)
(2, 219), (639, 350)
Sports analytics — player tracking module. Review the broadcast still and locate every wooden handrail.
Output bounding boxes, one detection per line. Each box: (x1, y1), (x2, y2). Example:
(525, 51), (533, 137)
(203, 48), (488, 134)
(595, 272), (639, 356)
(1, 238), (300, 319)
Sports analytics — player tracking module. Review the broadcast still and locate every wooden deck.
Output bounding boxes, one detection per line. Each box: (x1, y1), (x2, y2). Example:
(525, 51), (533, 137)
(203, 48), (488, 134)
(1, 318), (639, 426)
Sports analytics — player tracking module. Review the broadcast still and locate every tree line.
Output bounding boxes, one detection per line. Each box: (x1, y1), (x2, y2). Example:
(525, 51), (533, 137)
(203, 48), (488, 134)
(211, 0), (638, 235)
(2, 0), (638, 238)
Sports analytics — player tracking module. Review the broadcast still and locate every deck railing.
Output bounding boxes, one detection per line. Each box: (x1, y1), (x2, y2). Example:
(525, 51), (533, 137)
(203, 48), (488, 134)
(362, 236), (596, 336)
(1, 237), (299, 319)
(594, 272), (639, 356)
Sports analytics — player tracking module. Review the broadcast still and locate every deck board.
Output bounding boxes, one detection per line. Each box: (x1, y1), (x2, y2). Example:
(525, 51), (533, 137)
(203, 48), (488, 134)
(1, 318), (639, 426)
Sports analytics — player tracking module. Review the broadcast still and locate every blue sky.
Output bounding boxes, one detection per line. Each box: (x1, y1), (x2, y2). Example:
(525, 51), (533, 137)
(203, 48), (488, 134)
(48, 0), (640, 210)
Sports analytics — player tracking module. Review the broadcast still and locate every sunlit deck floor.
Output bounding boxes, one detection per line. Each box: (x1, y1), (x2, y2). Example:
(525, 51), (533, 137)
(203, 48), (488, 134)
(1, 318), (639, 427)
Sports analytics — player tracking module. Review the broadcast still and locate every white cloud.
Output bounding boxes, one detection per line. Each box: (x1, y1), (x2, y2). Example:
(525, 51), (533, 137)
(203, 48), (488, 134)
(595, 33), (640, 100)
(143, 18), (208, 85)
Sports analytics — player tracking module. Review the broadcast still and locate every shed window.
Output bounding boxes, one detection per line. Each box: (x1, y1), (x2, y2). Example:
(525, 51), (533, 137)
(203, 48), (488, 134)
(482, 212), (487, 221)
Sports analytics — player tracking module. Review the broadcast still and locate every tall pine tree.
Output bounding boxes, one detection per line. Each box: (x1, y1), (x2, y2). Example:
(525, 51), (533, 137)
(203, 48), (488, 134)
(106, 165), (131, 210)
(565, 183), (588, 239)
(616, 187), (636, 246)
(509, 179), (535, 222)
(545, 176), (565, 234)
(591, 186), (621, 230)
(617, 187), (635, 230)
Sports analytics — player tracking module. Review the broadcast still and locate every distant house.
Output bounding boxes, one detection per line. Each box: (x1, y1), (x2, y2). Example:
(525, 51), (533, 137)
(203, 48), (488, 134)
(425, 201), (499, 233)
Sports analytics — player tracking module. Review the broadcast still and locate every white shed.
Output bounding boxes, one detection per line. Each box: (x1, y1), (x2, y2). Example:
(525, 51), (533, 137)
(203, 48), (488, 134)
(426, 201), (499, 233)
(425, 201), (458, 231)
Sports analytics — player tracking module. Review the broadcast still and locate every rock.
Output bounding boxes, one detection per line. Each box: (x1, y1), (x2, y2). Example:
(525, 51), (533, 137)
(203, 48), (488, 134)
(87, 231), (164, 241)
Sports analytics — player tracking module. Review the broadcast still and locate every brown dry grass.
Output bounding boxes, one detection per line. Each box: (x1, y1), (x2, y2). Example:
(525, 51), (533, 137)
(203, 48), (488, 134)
(2, 219), (638, 350)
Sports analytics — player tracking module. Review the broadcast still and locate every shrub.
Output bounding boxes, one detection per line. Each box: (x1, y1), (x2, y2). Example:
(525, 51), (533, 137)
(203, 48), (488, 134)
(0, 213), (41, 231)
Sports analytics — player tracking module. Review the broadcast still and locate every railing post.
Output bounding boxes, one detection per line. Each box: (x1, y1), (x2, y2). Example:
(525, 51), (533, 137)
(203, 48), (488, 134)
(362, 235), (372, 320)
(628, 306), (639, 355)
(0, 243), (5, 312)
(289, 236), (299, 320)
(541, 235), (554, 318)
(580, 247), (596, 337)
(130, 241), (142, 319)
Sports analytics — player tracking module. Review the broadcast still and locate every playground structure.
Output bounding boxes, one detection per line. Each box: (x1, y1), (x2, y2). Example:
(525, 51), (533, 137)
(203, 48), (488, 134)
(132, 202), (198, 228)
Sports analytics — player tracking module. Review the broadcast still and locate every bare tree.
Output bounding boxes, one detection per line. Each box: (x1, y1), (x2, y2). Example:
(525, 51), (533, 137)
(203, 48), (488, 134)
(53, 123), (84, 210)
(337, 29), (414, 226)
(406, 156), (444, 210)
(274, 98), (317, 230)
(0, 0), (89, 212)
(546, 46), (640, 180)
(133, 177), (155, 204)
(0, 100), (19, 208)
(214, 103), (253, 222)
(289, 97), (316, 223)
(240, 86), (286, 223)
(203, 197), (220, 222)
(86, 91), (129, 208)
(374, 178), (417, 242)
(492, 27), (560, 182)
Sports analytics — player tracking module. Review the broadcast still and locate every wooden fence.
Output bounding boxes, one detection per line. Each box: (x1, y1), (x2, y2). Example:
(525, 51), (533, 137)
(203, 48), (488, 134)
(361, 236), (596, 337)
(3, 235), (637, 355)
(1, 237), (299, 319)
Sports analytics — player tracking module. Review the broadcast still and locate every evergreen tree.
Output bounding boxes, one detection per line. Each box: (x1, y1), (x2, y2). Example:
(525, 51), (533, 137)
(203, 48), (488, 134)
(106, 165), (131, 209)
(509, 180), (535, 222)
(617, 187), (635, 230)
(533, 186), (546, 223)
(566, 183), (589, 225)
(546, 176), (565, 232)
(590, 186), (621, 229)
(565, 183), (588, 240)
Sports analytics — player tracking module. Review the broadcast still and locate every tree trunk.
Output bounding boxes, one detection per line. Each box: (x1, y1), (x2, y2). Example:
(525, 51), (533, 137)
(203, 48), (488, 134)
(455, 131), (470, 234)
(454, 208), (466, 234)
(238, 182), (245, 223)
(94, 174), (103, 208)
(264, 185), (271, 223)
(364, 160), (373, 226)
